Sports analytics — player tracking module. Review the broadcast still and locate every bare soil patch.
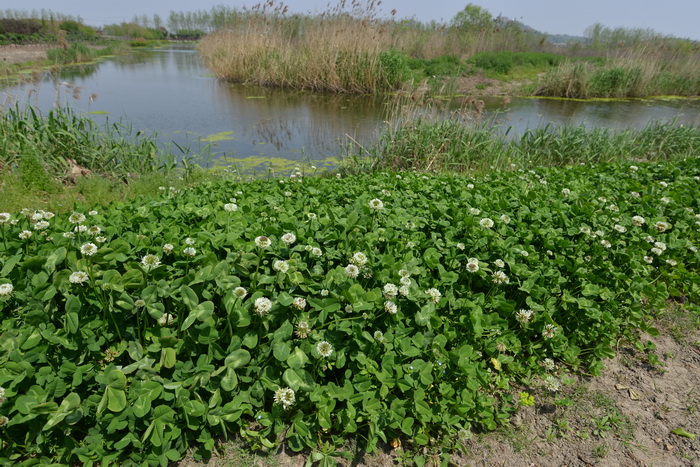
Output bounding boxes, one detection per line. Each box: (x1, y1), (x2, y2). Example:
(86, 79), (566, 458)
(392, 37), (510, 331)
(0, 44), (50, 65)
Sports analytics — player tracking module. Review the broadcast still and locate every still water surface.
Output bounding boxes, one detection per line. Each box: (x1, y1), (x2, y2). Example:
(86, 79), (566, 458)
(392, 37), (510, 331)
(2, 45), (699, 168)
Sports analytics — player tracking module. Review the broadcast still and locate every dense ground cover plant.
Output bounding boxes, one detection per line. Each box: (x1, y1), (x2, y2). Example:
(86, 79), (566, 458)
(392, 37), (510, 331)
(0, 159), (699, 464)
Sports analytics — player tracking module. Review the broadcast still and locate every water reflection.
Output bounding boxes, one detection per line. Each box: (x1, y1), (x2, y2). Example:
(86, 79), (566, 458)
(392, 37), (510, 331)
(1, 45), (699, 165)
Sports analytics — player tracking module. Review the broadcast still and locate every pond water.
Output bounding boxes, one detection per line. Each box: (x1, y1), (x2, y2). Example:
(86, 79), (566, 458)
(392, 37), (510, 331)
(2, 44), (700, 171)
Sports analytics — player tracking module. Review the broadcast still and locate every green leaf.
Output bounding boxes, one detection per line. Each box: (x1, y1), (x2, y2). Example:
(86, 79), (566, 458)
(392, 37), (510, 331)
(283, 368), (316, 391)
(273, 342), (291, 361)
(65, 312), (79, 334)
(180, 285), (199, 309)
(225, 349), (251, 369)
(287, 347), (309, 369)
(121, 268), (145, 289)
(671, 428), (696, 439)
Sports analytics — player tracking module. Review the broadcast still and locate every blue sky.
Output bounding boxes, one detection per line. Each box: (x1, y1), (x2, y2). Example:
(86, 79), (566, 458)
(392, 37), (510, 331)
(2, 1), (699, 40)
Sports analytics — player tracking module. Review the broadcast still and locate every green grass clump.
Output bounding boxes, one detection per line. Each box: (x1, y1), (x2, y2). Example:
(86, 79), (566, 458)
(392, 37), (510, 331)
(46, 41), (130, 65)
(1, 157), (699, 464)
(467, 51), (563, 75)
(358, 118), (700, 173)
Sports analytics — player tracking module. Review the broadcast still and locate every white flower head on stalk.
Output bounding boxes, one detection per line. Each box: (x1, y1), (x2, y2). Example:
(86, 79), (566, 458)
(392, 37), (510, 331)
(383, 283), (398, 299)
(254, 297), (273, 316)
(80, 243), (98, 256)
(183, 247), (197, 257)
(158, 313), (175, 326)
(425, 288), (441, 303)
(492, 271), (509, 284)
(499, 214), (511, 224)
(561, 188), (571, 197)
(544, 376), (560, 392)
(163, 243), (174, 254)
(384, 300), (397, 314)
(629, 165), (638, 172)
(75, 225), (87, 233)
(542, 324), (557, 339)
(273, 260), (289, 273)
(185, 237), (196, 245)
(466, 258), (479, 273)
(369, 198), (384, 210)
(0, 213), (11, 224)
(134, 299), (145, 308)
(515, 309), (534, 324)
(255, 236), (272, 248)
(0, 283), (13, 296)
(345, 264), (359, 279)
(63, 232), (75, 239)
(141, 254), (161, 270)
(224, 203), (238, 212)
(654, 221), (671, 232)
(295, 320), (311, 338)
(666, 259), (677, 267)
(274, 387), (296, 410)
(33, 221), (49, 230)
(351, 252), (368, 267)
(614, 224), (627, 233)
(306, 212), (317, 220)
(281, 232), (296, 245)
(469, 207), (481, 215)
(291, 297), (307, 310)
(88, 226), (101, 236)
(400, 276), (411, 287)
(631, 216), (646, 226)
(456, 242), (465, 250)
(95, 236), (106, 243)
(644, 255), (654, 264)
(316, 341), (333, 358)
(69, 212), (86, 224)
(373, 330), (385, 342)
(494, 259), (505, 268)
(601, 240), (612, 249)
(311, 247), (322, 257)
(399, 285), (410, 297)
(69, 271), (89, 284)
(19, 230), (32, 239)
(233, 287), (247, 300)
(479, 218), (494, 229)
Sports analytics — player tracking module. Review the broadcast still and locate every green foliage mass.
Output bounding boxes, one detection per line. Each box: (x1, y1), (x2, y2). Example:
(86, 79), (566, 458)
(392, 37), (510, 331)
(1, 158), (699, 464)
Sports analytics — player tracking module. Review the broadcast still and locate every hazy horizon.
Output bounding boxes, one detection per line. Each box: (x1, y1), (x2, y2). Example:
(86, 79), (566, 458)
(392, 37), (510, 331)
(1, 1), (699, 41)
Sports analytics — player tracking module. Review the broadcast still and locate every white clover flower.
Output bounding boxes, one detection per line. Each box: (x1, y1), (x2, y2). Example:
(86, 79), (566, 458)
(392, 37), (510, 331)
(345, 264), (359, 279)
(608, 204), (619, 212)
(351, 252), (368, 267)
(0, 213), (11, 224)
(320, 289), (329, 296)
(456, 242), (465, 250)
(345, 304), (353, 313)
(255, 236), (272, 248)
(316, 341), (333, 358)
(406, 241), (416, 248)
(224, 203), (238, 212)
(0, 283), (13, 296)
(644, 255), (654, 264)
(594, 230), (604, 238)
(492, 271), (509, 284)
(383, 283), (398, 299)
(499, 214), (511, 224)
(660, 197), (671, 204)
(631, 216), (646, 226)
(614, 224), (627, 233)
(306, 212), (317, 220)
(654, 241), (667, 251)
(520, 250), (529, 257)
(561, 188), (571, 197)
(629, 165), (638, 172)
(183, 247), (197, 257)
(467, 183), (475, 189)
(80, 243), (98, 256)
(373, 330), (384, 342)
(185, 237), (196, 245)
(233, 287), (247, 300)
(69, 212), (86, 224)
(399, 276), (411, 287)
(158, 313), (175, 326)
(690, 246), (698, 253)
(62, 232), (75, 238)
(369, 198), (384, 210)
(494, 259), (505, 268)
(384, 300), (398, 314)
(19, 230), (32, 239)
(580, 226), (591, 235)
(399, 285), (410, 297)
(281, 233), (296, 245)
(496, 342), (507, 352)
(654, 221), (671, 232)
(479, 218), (494, 229)
(516, 309), (534, 324)
(291, 297), (307, 310)
(88, 210), (98, 216)
(273, 260), (289, 273)
(87, 225), (101, 236)
(425, 288), (441, 303)
(274, 387), (296, 410)
(469, 208), (481, 215)
(659, 181), (668, 188)
(69, 271), (89, 284)
(542, 358), (555, 371)
(542, 324), (557, 339)
(295, 320), (311, 338)
(141, 254), (161, 270)
(665, 259), (677, 266)
(311, 247), (322, 257)
(254, 297), (272, 316)
(304, 245), (313, 252)
(651, 247), (663, 256)
(163, 243), (174, 254)
(33, 220), (50, 230)
(405, 221), (416, 229)
(95, 236), (106, 243)
(644, 235), (655, 243)
(466, 259), (479, 273)
(601, 240), (612, 249)
(544, 375), (560, 392)
(75, 225), (87, 233)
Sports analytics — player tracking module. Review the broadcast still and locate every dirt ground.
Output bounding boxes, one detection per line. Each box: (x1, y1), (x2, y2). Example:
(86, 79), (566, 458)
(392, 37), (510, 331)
(0, 44), (50, 65)
(181, 306), (699, 467)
